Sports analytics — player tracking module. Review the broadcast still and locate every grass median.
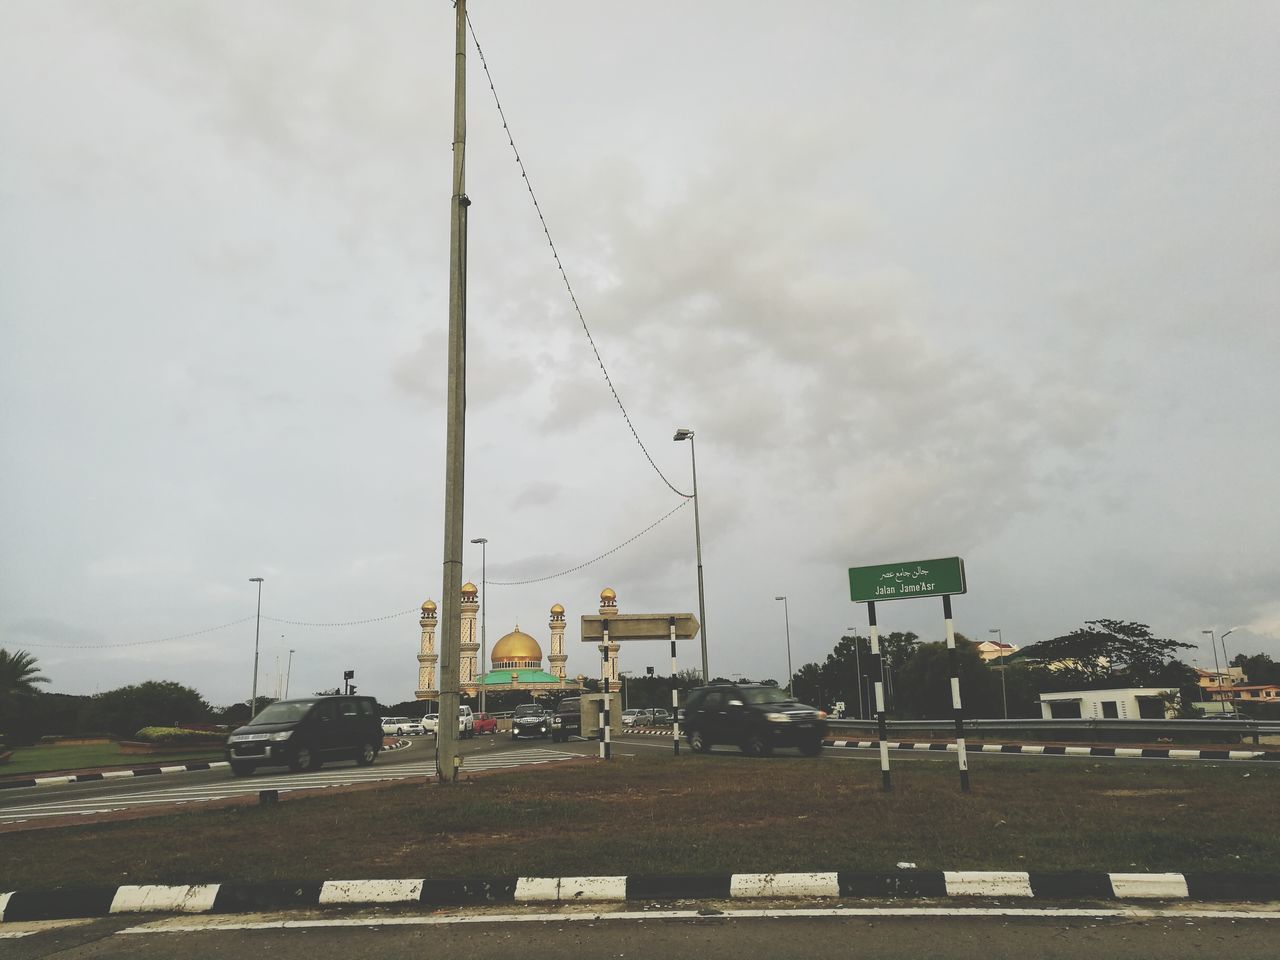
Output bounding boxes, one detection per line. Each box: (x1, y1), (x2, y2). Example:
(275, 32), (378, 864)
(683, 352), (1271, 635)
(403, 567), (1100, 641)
(4, 754), (1278, 891)
(0, 743), (225, 778)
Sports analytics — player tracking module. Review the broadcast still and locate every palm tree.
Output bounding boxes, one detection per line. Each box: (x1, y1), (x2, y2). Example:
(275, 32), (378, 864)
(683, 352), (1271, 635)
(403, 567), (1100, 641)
(0, 648), (49, 706)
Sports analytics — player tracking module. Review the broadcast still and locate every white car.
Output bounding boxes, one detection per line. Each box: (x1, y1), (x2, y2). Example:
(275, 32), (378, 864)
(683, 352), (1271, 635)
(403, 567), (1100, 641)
(621, 708), (646, 727)
(422, 714), (439, 734)
(458, 705), (475, 738)
(380, 716), (425, 736)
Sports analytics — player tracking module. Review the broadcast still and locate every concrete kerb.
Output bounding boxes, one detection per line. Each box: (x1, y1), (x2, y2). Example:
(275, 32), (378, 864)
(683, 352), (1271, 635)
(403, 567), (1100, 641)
(822, 739), (1280, 762)
(619, 728), (1280, 762)
(0, 739), (413, 792)
(4, 871), (1280, 922)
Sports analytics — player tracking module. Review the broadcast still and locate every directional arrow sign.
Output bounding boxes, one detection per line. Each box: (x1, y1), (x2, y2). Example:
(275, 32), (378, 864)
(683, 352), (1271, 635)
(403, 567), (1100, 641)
(580, 613), (700, 642)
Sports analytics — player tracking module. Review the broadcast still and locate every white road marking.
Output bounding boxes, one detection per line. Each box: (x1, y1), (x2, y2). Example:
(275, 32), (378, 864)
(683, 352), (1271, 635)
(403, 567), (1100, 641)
(0, 750), (577, 822)
(119, 904), (1280, 933)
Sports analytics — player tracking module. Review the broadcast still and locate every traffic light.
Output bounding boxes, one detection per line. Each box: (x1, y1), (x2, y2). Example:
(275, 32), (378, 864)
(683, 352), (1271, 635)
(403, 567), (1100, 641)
(343, 669), (355, 694)
(646, 666), (655, 676)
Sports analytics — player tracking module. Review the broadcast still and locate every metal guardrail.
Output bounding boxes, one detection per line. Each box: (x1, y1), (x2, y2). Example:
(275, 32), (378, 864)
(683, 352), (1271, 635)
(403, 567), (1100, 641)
(827, 717), (1280, 744)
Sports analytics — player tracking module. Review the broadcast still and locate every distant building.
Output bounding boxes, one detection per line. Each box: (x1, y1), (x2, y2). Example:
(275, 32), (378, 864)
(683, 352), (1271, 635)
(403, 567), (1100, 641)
(1038, 688), (1177, 720)
(1210, 683), (1280, 704)
(1195, 666), (1247, 700)
(976, 639), (1018, 663)
(415, 588), (581, 703)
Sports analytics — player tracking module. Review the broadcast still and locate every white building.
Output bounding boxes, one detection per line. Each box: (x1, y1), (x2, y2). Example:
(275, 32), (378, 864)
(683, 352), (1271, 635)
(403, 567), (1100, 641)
(1038, 687), (1177, 720)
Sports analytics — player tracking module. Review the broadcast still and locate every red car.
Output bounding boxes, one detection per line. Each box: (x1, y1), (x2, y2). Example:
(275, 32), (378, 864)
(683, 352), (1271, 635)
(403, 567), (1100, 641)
(473, 713), (499, 735)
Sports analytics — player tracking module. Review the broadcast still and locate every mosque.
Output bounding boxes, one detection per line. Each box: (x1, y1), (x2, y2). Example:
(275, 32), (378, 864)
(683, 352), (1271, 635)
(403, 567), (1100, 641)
(417, 583), (614, 701)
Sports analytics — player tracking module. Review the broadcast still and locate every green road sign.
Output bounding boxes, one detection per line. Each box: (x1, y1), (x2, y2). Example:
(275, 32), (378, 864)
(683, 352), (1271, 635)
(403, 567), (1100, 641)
(848, 557), (966, 603)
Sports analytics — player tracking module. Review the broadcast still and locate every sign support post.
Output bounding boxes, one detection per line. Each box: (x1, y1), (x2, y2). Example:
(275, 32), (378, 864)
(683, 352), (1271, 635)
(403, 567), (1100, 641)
(943, 594), (970, 792)
(669, 616), (680, 755)
(867, 601), (892, 792)
(599, 622), (611, 760)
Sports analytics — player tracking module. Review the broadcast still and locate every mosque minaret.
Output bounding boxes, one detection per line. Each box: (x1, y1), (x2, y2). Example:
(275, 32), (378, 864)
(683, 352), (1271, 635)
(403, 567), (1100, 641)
(548, 604), (568, 679)
(598, 587), (621, 688)
(459, 582), (480, 692)
(416, 600), (439, 700)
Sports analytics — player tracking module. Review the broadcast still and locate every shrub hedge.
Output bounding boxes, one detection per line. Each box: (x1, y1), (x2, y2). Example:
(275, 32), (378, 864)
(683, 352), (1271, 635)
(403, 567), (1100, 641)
(132, 726), (226, 744)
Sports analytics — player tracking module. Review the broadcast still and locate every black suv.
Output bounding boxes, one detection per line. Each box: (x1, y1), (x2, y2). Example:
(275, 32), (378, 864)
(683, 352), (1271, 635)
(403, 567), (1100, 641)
(550, 697), (581, 742)
(225, 695), (382, 776)
(511, 703), (551, 740)
(682, 683), (826, 757)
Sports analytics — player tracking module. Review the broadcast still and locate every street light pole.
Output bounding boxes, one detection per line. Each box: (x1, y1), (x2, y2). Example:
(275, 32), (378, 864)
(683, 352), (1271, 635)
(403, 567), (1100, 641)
(1202, 629), (1222, 708)
(847, 627), (863, 720)
(989, 628), (1009, 720)
(248, 577), (264, 715)
(774, 596), (793, 695)
(1213, 627), (1240, 711)
(284, 647), (295, 699)
(674, 428), (709, 682)
(470, 538), (488, 715)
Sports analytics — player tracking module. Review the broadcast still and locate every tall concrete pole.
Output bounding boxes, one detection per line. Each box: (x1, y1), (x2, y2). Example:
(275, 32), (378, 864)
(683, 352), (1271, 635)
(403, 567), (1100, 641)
(436, 0), (468, 784)
(249, 577), (264, 715)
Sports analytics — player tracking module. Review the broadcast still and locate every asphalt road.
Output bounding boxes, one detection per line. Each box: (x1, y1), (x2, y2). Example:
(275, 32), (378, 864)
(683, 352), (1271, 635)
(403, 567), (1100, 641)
(4, 906), (1279, 960)
(0, 735), (582, 826)
(2, 729), (1268, 829)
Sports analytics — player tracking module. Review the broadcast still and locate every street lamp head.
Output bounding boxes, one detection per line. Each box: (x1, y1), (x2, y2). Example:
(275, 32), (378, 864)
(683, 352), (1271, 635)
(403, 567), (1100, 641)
(673, 428), (694, 441)
(470, 537), (487, 545)
(1221, 627), (1238, 640)
(1201, 629), (1214, 636)
(249, 577), (264, 583)
(989, 628), (1001, 635)
(774, 595), (785, 601)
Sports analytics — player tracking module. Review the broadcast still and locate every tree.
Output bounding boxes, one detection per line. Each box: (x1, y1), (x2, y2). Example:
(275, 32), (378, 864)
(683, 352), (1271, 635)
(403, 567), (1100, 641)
(1231, 653), (1280, 686)
(0, 649), (49, 707)
(1014, 620), (1192, 689)
(79, 681), (213, 738)
(0, 649), (55, 746)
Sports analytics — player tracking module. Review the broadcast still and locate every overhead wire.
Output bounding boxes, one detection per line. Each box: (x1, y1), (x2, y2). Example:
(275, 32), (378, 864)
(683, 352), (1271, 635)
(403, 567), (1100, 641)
(14, 497), (691, 649)
(465, 10), (693, 500)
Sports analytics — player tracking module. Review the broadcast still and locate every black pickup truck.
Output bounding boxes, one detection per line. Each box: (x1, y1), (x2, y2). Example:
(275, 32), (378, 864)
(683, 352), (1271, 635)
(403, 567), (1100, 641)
(550, 697), (581, 742)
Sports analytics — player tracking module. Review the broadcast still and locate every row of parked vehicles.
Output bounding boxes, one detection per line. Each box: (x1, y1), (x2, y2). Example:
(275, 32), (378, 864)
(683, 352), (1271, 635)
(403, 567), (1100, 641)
(224, 683), (828, 776)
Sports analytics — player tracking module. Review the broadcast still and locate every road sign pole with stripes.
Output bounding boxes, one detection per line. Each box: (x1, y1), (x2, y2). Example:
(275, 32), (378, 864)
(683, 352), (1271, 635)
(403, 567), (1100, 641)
(669, 617), (681, 755)
(867, 601), (892, 792)
(944, 594), (970, 792)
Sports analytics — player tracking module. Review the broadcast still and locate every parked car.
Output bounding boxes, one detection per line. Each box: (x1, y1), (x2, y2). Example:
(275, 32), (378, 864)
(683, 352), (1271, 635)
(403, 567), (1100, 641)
(681, 683), (826, 757)
(381, 716), (425, 736)
(512, 703), (551, 739)
(620, 708), (646, 727)
(551, 697), (581, 742)
(225, 695), (382, 776)
(649, 707), (673, 725)
(422, 714), (439, 734)
(473, 712), (499, 735)
(458, 705), (475, 738)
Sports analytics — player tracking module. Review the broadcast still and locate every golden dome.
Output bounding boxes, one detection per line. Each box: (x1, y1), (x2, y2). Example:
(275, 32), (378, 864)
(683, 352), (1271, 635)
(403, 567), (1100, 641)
(461, 582), (478, 596)
(600, 587), (617, 601)
(421, 599), (436, 612)
(491, 627), (543, 664)
(550, 603), (565, 615)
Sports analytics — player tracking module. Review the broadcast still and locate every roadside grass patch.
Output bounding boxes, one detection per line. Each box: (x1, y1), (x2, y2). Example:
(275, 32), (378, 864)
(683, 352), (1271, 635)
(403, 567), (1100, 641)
(2, 754), (1277, 891)
(0, 742), (224, 778)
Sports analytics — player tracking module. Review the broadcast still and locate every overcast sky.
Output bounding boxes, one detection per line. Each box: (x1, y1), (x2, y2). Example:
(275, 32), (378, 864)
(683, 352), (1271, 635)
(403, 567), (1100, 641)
(2, 1), (1277, 708)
